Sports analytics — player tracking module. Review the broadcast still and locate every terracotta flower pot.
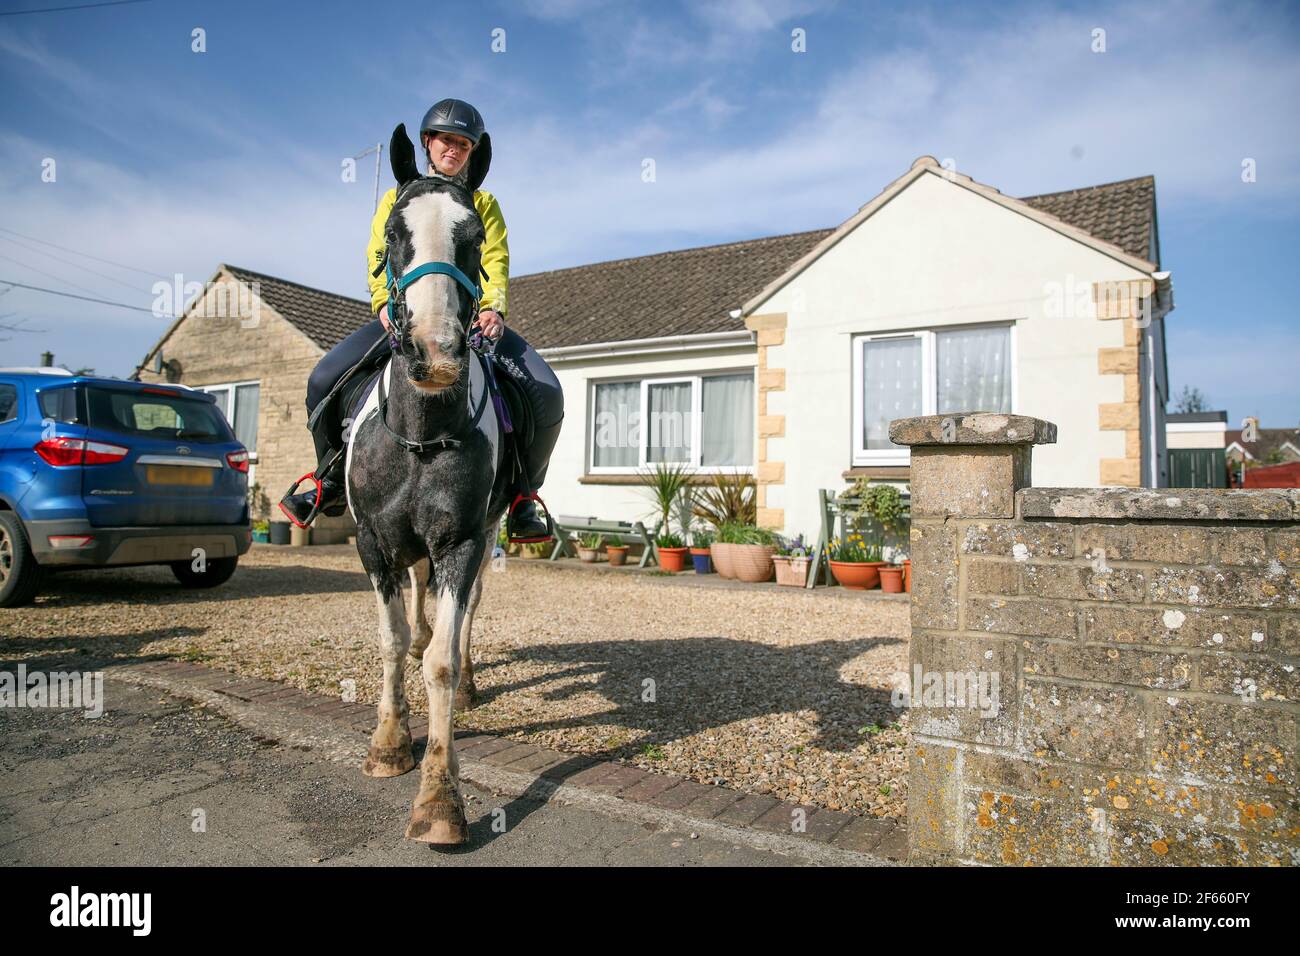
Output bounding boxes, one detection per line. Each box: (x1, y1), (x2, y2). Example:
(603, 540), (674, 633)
(606, 545), (629, 567)
(709, 542), (735, 579)
(879, 565), (905, 593)
(732, 544), (776, 583)
(657, 546), (689, 573)
(577, 547), (601, 563)
(773, 555), (809, 587)
(904, 559), (912, 593)
(830, 560), (886, 590)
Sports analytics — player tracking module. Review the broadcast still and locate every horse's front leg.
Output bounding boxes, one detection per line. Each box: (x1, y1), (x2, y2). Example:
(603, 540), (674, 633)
(362, 563), (416, 778)
(453, 532), (495, 711)
(406, 535), (486, 845)
(406, 558), (434, 660)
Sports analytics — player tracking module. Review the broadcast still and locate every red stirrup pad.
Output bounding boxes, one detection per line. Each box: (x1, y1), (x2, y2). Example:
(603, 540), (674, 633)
(506, 491), (554, 544)
(278, 472), (324, 529)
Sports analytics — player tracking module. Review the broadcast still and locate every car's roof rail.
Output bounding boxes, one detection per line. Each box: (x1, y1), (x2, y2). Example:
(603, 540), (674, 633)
(0, 367), (75, 376)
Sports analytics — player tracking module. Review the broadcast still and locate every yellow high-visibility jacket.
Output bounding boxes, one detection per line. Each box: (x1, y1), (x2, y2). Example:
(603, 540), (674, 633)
(366, 186), (509, 317)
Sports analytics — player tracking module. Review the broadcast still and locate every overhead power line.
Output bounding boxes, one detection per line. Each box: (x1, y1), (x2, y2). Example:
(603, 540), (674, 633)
(0, 0), (152, 17)
(0, 236), (151, 294)
(0, 279), (156, 314)
(0, 226), (162, 278)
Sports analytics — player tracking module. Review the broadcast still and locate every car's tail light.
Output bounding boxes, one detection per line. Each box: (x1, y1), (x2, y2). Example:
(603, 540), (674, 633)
(34, 437), (129, 466)
(48, 535), (95, 549)
(226, 450), (250, 473)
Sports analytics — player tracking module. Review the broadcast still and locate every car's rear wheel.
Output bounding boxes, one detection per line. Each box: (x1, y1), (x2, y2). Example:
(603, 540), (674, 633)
(0, 512), (44, 608)
(170, 555), (238, 589)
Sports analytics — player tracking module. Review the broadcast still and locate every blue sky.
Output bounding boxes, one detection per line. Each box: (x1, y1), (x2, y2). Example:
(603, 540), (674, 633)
(1, 0), (1296, 426)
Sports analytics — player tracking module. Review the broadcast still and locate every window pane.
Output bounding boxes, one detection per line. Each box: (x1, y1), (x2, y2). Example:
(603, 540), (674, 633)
(207, 387), (230, 419)
(234, 383), (260, 453)
(592, 381), (639, 467)
(936, 326), (1010, 414)
(701, 373), (753, 466)
(0, 384), (17, 423)
(647, 381), (692, 463)
(862, 337), (922, 449)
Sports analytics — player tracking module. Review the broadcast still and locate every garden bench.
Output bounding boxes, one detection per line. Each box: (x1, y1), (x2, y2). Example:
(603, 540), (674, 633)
(547, 515), (660, 568)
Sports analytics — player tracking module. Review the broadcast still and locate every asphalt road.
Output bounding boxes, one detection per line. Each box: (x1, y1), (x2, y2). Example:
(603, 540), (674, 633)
(0, 677), (807, 866)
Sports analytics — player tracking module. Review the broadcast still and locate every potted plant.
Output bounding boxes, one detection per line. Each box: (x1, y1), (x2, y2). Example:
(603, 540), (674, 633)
(772, 534), (810, 587)
(251, 519), (270, 544)
(520, 540), (548, 560)
(723, 523), (777, 583)
(826, 535), (887, 590)
(655, 531), (689, 572)
(879, 562), (905, 593)
(577, 532), (604, 563)
(606, 540), (630, 566)
(689, 529), (714, 574)
(904, 558), (912, 592)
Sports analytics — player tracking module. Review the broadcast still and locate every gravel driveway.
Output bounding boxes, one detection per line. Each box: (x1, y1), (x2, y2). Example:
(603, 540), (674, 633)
(0, 545), (911, 817)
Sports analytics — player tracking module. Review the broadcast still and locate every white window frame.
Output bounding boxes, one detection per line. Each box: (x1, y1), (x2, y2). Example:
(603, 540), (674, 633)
(587, 370), (756, 475)
(198, 379), (261, 474)
(851, 323), (1015, 466)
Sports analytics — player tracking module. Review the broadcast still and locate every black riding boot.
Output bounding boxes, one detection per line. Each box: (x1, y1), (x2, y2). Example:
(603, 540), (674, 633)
(278, 426), (348, 527)
(506, 418), (562, 543)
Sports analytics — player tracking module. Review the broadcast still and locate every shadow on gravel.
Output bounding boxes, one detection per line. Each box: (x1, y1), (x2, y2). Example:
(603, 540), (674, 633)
(26, 564), (372, 609)
(0, 626), (207, 672)
(474, 635), (905, 757)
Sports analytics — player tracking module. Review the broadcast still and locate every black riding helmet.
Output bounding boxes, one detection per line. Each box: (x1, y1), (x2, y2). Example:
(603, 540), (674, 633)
(418, 98), (493, 192)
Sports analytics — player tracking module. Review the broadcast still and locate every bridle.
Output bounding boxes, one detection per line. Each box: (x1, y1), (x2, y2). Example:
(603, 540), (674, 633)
(370, 178), (492, 454)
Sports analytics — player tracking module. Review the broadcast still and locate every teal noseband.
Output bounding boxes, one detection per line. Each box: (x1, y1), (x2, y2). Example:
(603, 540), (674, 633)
(385, 259), (482, 302)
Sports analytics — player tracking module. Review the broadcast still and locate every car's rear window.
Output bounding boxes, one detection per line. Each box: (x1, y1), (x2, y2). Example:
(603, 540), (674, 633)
(38, 386), (83, 424)
(86, 387), (233, 442)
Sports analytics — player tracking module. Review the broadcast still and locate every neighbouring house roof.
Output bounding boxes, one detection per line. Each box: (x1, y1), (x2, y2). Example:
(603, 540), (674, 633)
(1020, 175), (1157, 267)
(224, 264), (373, 352)
(1225, 427), (1300, 462)
(151, 162), (1161, 359)
(1167, 411), (1228, 424)
(506, 229), (833, 350)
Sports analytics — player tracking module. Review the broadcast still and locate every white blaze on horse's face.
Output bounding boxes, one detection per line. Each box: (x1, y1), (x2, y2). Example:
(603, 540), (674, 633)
(399, 191), (478, 392)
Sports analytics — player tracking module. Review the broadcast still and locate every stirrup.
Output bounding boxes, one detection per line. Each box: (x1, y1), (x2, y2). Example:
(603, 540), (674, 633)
(506, 491), (554, 544)
(279, 472), (325, 529)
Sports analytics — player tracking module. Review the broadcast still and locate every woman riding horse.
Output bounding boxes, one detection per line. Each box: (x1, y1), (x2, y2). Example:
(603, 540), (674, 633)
(280, 98), (563, 542)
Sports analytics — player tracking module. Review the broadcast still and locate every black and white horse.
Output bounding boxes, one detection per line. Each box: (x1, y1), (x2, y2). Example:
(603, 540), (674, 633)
(346, 138), (512, 844)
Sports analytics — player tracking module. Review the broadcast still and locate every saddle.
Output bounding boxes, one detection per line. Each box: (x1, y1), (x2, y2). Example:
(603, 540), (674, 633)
(316, 339), (535, 486)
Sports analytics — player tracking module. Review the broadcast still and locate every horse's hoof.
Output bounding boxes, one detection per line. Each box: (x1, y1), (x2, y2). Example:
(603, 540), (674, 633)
(454, 680), (478, 711)
(363, 744), (415, 778)
(405, 800), (469, 845)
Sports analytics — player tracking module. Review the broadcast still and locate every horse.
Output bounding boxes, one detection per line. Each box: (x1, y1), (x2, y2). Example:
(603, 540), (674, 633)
(344, 134), (513, 845)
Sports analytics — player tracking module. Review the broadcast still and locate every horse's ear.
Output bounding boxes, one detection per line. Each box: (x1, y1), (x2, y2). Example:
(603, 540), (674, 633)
(390, 123), (421, 187)
(467, 131), (492, 192)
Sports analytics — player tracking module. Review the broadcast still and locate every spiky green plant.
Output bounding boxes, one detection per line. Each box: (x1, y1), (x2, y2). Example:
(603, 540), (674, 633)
(693, 471), (756, 529)
(639, 461), (694, 534)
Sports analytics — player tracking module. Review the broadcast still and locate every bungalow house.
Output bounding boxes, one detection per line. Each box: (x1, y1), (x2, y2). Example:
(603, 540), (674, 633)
(137, 156), (1173, 544)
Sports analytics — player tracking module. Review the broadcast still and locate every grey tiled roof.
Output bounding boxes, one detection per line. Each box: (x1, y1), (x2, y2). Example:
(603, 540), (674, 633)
(228, 173), (1157, 353)
(1020, 175), (1156, 265)
(224, 264), (373, 352)
(506, 229), (833, 350)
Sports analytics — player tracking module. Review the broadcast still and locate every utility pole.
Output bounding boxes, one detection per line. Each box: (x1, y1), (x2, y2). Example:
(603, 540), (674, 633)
(353, 142), (384, 213)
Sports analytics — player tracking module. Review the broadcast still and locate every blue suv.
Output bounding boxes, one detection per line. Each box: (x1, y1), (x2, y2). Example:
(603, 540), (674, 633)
(0, 369), (252, 607)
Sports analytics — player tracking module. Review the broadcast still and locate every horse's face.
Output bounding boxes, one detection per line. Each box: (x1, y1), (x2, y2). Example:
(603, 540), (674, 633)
(385, 180), (485, 393)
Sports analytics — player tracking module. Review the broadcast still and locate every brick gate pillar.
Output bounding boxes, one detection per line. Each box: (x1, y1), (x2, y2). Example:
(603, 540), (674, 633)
(888, 413), (1058, 863)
